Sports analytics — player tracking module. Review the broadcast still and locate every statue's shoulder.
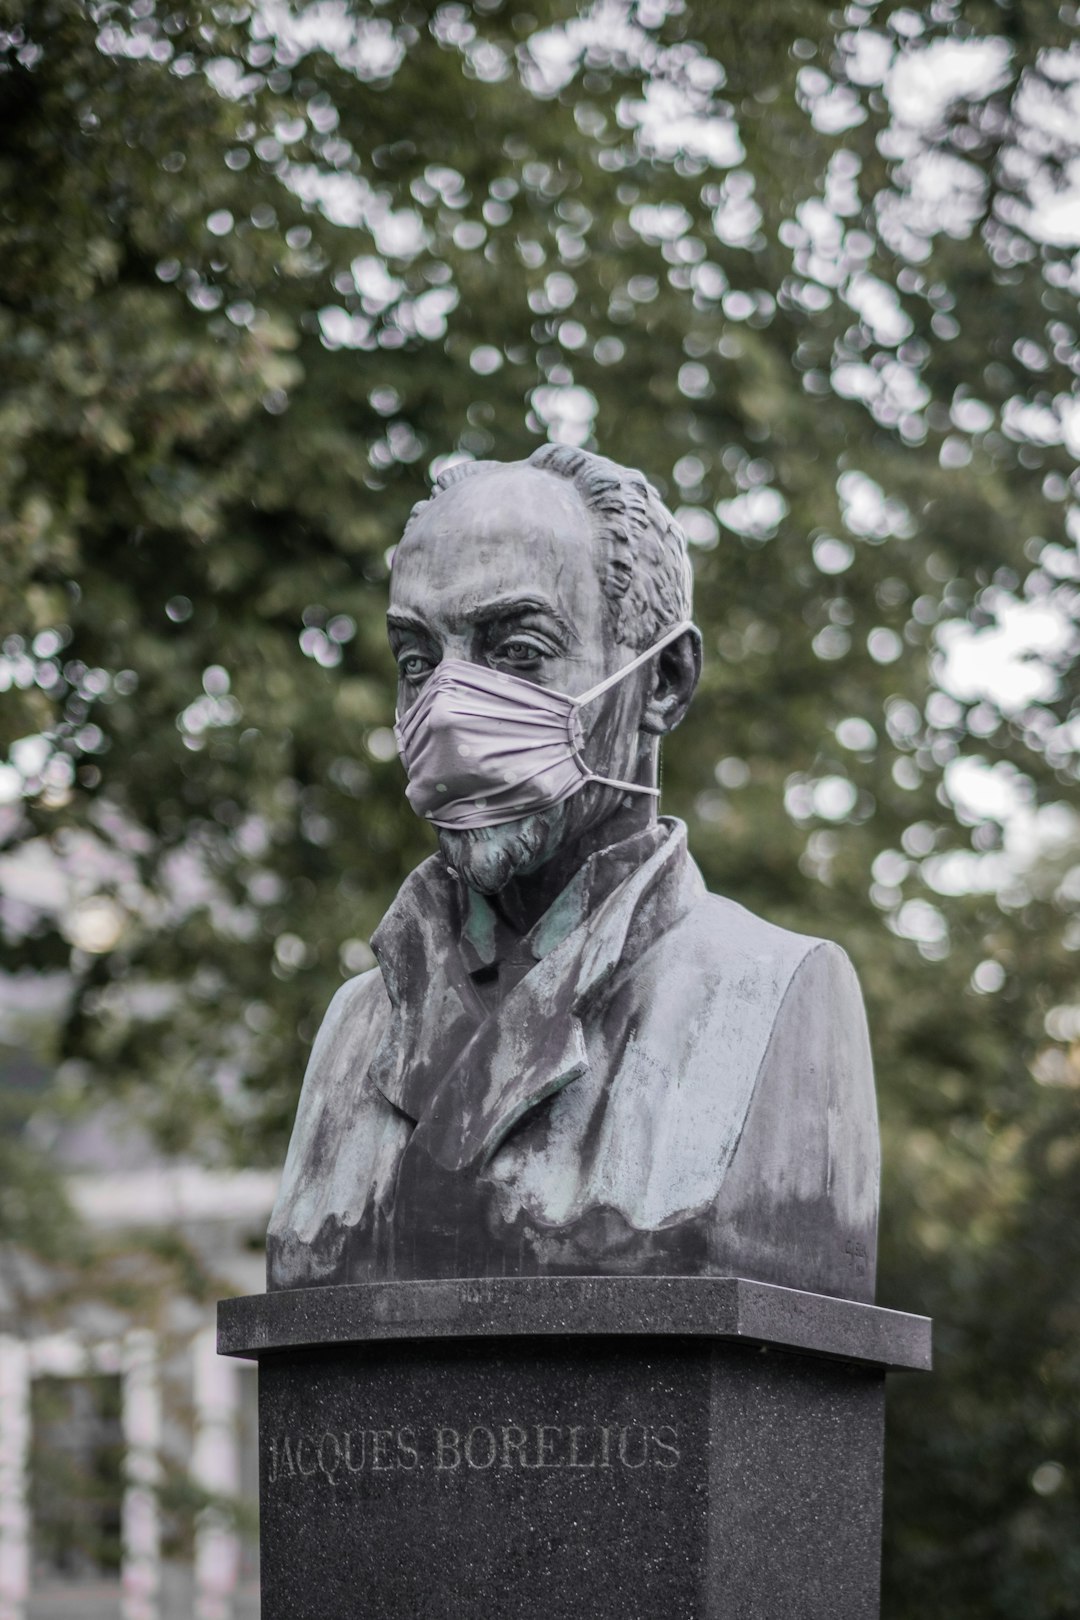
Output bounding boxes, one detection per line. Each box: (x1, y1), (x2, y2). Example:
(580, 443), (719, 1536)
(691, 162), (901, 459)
(619, 878), (865, 1102)
(325, 964), (390, 1020)
(306, 966), (391, 1078)
(674, 883), (847, 984)
(637, 880), (868, 1053)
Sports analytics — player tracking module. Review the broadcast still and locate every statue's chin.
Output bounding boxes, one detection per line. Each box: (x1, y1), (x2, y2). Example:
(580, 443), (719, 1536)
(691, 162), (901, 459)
(436, 782), (628, 896)
(438, 812), (557, 896)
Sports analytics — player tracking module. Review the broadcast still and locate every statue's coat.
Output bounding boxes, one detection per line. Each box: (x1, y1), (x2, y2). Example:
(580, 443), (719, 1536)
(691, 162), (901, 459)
(267, 820), (879, 1301)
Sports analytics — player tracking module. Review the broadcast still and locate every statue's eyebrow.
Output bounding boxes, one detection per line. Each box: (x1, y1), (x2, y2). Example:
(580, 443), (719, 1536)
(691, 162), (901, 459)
(471, 593), (577, 643)
(386, 610), (433, 639)
(386, 594), (578, 645)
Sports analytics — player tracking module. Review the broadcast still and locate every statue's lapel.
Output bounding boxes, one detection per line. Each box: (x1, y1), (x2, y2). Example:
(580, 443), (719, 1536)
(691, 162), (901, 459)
(365, 859), (480, 1123)
(410, 833), (688, 1173)
(407, 948), (589, 1173)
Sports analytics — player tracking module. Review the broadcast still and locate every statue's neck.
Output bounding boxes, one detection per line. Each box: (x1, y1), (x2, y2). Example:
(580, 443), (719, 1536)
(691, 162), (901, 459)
(485, 796), (657, 940)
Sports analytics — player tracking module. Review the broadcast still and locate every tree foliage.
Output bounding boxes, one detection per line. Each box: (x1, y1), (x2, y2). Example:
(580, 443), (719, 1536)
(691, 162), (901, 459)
(2, 1), (1080, 1611)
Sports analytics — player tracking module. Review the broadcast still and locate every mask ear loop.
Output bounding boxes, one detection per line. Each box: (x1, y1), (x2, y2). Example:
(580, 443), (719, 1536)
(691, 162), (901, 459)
(565, 620), (694, 798)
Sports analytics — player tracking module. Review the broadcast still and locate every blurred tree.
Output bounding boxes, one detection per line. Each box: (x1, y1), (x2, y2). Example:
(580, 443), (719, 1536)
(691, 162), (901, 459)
(1, 1), (1079, 1612)
(0, 1042), (79, 1296)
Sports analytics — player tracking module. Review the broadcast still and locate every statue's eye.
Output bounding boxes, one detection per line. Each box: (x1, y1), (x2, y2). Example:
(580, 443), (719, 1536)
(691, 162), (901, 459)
(497, 638), (542, 665)
(399, 653), (433, 680)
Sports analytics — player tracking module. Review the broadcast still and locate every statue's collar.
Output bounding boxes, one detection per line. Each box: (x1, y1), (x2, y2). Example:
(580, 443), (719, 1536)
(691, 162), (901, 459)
(456, 819), (669, 976)
(366, 819), (698, 1171)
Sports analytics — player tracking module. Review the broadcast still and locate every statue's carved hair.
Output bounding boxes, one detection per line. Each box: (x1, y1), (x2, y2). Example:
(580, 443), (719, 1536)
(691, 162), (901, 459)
(404, 446), (693, 650)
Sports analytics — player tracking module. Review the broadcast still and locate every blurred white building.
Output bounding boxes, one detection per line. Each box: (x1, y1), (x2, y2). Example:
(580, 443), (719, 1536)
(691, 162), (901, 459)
(0, 1074), (273, 1620)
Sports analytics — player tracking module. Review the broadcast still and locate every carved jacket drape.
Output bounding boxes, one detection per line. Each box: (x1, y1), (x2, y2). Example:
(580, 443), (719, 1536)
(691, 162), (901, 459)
(266, 818), (879, 1301)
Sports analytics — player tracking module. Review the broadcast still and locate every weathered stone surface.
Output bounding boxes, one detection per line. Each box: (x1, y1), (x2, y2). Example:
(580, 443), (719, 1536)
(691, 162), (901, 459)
(266, 448), (882, 1300)
(267, 822), (880, 1299)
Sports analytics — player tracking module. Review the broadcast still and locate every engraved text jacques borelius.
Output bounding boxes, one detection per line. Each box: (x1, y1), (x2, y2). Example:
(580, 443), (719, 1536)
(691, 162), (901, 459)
(268, 1422), (681, 1483)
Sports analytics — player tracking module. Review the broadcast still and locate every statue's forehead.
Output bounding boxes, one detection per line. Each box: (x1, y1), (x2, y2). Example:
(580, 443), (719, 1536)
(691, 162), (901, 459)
(390, 466), (603, 612)
(405, 463), (590, 544)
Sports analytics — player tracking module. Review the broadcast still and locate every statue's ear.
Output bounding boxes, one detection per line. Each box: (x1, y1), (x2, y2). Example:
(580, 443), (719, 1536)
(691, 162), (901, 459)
(639, 625), (701, 736)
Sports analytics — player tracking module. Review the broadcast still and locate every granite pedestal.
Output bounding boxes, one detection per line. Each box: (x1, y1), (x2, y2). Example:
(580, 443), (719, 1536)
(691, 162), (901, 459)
(218, 1277), (930, 1620)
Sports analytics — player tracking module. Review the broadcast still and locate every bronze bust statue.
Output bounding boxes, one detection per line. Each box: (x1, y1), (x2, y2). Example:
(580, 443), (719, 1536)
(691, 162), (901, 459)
(267, 446), (879, 1301)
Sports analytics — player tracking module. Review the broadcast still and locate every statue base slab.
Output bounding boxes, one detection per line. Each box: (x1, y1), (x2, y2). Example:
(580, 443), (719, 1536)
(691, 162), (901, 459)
(218, 1277), (930, 1620)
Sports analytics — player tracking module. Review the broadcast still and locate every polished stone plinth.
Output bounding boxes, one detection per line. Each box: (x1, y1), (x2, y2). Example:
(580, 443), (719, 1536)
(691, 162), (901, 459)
(218, 1278), (930, 1620)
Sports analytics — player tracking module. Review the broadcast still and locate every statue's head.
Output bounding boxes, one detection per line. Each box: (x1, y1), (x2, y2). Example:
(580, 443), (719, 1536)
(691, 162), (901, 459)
(388, 446), (701, 896)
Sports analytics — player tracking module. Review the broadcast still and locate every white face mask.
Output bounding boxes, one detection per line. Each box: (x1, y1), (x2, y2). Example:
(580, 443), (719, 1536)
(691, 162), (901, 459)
(393, 621), (693, 831)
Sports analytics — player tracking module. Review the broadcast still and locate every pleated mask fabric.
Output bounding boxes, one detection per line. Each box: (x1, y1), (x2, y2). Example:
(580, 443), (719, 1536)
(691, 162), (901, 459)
(394, 620), (692, 830)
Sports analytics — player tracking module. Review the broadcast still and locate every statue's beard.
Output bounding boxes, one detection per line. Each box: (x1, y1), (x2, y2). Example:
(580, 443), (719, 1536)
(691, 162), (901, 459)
(437, 807), (564, 896)
(437, 784), (616, 896)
